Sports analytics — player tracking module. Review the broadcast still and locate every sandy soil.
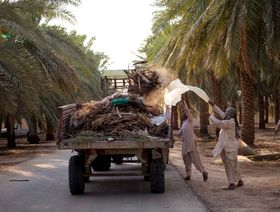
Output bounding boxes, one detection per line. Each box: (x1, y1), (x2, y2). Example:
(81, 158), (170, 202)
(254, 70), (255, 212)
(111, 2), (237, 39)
(170, 127), (280, 212)
(0, 137), (57, 167)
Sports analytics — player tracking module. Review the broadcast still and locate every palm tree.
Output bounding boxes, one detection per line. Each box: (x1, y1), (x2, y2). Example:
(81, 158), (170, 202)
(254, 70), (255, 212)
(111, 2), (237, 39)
(0, 0), (77, 146)
(0, 37), (46, 147)
(0, 0), (108, 146)
(35, 27), (106, 140)
(148, 0), (280, 146)
(23, 26), (107, 142)
(142, 0), (214, 136)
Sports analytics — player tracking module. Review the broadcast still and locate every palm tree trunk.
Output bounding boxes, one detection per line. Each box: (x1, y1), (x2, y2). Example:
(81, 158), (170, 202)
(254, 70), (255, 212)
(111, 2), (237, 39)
(198, 74), (209, 137)
(0, 114), (3, 137)
(27, 116), (40, 144)
(209, 71), (225, 109)
(209, 71), (225, 138)
(199, 98), (209, 136)
(46, 120), (55, 141)
(240, 26), (255, 146)
(240, 71), (255, 146)
(264, 96), (269, 123)
(258, 94), (265, 129)
(256, 23), (265, 129)
(275, 91), (279, 124)
(6, 115), (16, 148)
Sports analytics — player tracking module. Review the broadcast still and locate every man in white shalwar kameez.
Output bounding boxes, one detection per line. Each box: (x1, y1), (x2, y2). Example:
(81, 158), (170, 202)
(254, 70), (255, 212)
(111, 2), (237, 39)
(209, 101), (243, 190)
(179, 103), (208, 182)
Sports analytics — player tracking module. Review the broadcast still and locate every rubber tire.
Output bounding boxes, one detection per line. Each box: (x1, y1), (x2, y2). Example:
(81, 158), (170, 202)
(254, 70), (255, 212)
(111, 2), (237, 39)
(69, 155), (85, 195)
(150, 159), (165, 193)
(165, 148), (169, 165)
(144, 176), (150, 181)
(112, 156), (123, 165)
(83, 176), (90, 182)
(91, 155), (111, 171)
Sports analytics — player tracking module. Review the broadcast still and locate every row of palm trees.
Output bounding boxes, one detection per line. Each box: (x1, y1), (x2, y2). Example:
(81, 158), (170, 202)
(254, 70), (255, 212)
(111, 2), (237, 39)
(142, 0), (280, 146)
(0, 0), (108, 148)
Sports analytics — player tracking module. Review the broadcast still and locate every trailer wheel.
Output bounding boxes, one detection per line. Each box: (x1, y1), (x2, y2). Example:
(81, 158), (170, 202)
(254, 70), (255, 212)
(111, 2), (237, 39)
(91, 155), (111, 171)
(164, 148), (169, 165)
(144, 176), (150, 181)
(83, 176), (90, 182)
(69, 155), (85, 195)
(150, 158), (165, 193)
(112, 156), (123, 165)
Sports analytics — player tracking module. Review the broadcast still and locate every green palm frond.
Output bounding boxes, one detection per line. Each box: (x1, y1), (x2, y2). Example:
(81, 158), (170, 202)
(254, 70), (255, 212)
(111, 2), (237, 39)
(0, 64), (17, 114)
(0, 0), (79, 23)
(36, 27), (104, 98)
(264, 0), (280, 57)
(0, 40), (44, 116)
(41, 26), (88, 63)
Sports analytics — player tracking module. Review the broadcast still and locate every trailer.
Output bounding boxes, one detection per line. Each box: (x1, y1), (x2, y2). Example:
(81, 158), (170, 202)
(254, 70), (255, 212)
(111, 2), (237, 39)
(58, 103), (173, 195)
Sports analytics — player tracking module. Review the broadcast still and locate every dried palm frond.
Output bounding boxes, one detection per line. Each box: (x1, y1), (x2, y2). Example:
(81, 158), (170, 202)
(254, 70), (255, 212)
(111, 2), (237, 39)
(67, 92), (169, 139)
(125, 63), (160, 95)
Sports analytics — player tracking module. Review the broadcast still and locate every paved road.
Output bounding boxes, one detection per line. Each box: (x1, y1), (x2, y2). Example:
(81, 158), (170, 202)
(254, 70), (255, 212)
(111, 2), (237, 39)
(0, 150), (209, 212)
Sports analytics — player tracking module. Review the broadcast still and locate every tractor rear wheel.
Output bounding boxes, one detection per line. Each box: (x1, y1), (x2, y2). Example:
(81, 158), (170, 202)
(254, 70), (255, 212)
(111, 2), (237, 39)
(69, 155), (85, 195)
(150, 158), (165, 193)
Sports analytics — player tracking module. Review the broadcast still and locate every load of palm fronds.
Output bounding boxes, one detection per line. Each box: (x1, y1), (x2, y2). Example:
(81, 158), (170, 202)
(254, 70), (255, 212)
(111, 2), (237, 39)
(67, 92), (168, 140)
(65, 61), (170, 141)
(124, 61), (160, 95)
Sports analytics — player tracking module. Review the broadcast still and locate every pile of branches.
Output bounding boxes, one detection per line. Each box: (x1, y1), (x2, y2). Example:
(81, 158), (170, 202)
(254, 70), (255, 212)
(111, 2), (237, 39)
(68, 92), (168, 140)
(66, 62), (169, 141)
(125, 61), (160, 95)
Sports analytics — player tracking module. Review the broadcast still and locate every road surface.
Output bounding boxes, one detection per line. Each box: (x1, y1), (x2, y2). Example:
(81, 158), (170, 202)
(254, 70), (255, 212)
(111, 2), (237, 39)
(0, 150), (209, 212)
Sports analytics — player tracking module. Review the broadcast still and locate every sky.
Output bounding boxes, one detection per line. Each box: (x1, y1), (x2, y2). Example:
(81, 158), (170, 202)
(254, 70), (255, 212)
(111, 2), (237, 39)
(54, 0), (155, 70)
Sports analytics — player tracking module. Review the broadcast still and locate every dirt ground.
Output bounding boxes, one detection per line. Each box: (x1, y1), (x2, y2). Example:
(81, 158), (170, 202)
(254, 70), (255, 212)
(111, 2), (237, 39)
(170, 126), (280, 212)
(0, 137), (57, 167)
(0, 127), (280, 212)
